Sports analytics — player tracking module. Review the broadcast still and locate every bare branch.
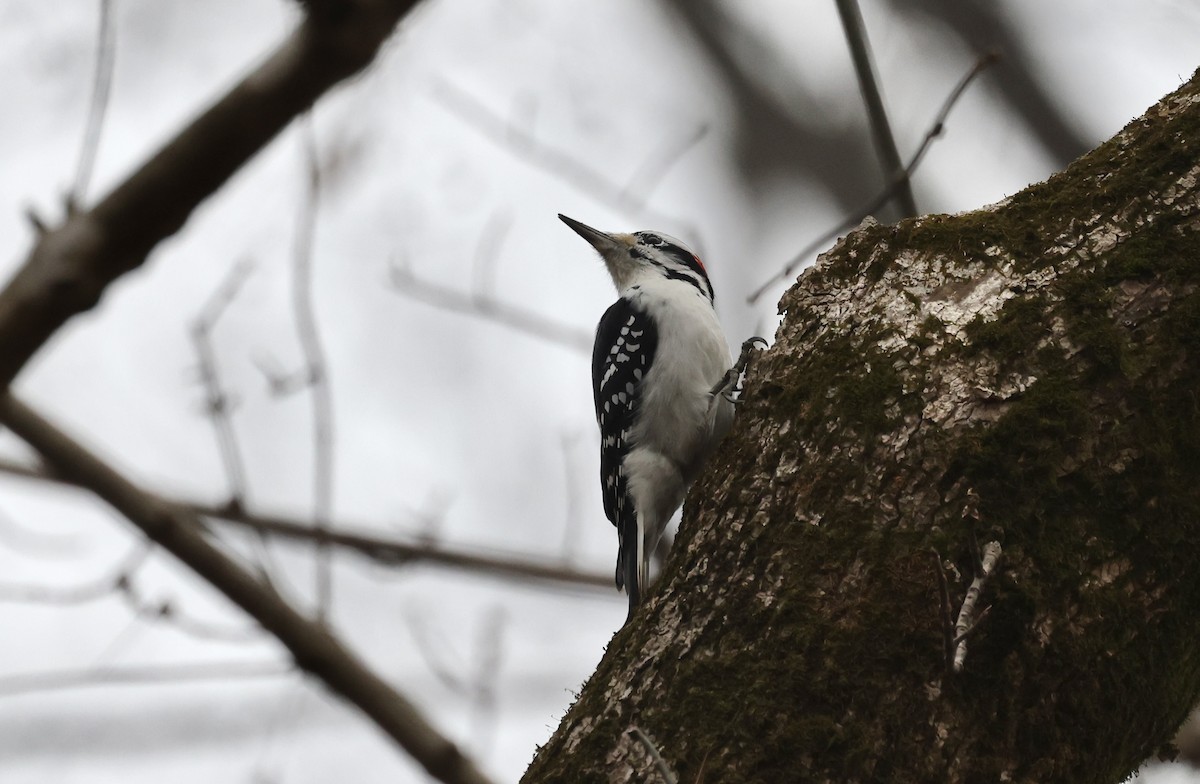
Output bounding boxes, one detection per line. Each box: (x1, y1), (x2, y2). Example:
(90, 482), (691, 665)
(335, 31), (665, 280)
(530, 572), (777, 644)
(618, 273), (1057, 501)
(0, 660), (290, 699)
(0, 1), (421, 386)
(953, 541), (1002, 673)
(189, 257), (289, 587)
(747, 50), (1000, 305)
(883, 0), (1092, 165)
(117, 576), (262, 644)
(191, 257), (255, 507)
(390, 207), (593, 353)
(629, 726), (678, 784)
(429, 78), (702, 242)
(71, 0), (117, 204)
(834, 0), (917, 217)
(0, 544), (149, 605)
(389, 257), (593, 354)
(290, 117), (337, 621)
(0, 393), (496, 784)
(952, 604), (991, 646)
(0, 456), (614, 593)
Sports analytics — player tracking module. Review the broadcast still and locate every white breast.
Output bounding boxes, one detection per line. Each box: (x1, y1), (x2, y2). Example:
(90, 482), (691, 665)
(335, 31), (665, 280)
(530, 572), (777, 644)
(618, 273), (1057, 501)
(626, 276), (733, 481)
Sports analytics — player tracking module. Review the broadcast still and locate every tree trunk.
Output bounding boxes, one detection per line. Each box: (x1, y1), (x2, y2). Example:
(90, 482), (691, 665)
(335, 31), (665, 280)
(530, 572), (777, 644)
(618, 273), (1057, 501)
(523, 69), (1200, 783)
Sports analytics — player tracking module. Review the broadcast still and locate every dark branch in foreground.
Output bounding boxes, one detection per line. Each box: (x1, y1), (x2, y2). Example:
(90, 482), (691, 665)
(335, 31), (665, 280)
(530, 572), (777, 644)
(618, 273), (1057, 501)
(0, 393), (496, 784)
(0, 1), (421, 386)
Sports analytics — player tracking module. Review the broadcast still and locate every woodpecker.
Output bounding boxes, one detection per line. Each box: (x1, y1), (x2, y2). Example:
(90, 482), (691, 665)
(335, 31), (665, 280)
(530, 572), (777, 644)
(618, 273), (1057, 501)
(560, 214), (743, 623)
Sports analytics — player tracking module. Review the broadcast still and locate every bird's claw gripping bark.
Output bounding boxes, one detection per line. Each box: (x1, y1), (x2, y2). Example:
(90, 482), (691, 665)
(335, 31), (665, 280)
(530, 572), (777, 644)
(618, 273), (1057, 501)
(711, 336), (768, 403)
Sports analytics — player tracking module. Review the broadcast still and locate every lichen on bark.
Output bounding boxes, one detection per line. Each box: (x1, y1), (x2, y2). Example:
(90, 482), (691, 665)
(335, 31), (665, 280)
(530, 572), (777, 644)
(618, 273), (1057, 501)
(524, 69), (1200, 784)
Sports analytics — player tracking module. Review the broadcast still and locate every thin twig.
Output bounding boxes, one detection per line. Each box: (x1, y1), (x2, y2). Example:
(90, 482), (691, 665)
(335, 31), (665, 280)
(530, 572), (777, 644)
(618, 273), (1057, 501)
(953, 541), (1002, 673)
(392, 208), (593, 353)
(430, 78), (703, 242)
(629, 726), (679, 784)
(0, 541), (256, 644)
(930, 550), (954, 672)
(834, 0), (917, 217)
(189, 258), (290, 588)
(469, 608), (506, 757)
(0, 544), (150, 605)
(0, 660), (290, 699)
(964, 488), (983, 573)
(389, 258), (592, 354)
(291, 117), (336, 622)
(0, 456), (613, 593)
(117, 577), (261, 644)
(191, 257), (254, 508)
(71, 0), (117, 205)
(0, 392), (497, 784)
(748, 50), (1000, 305)
(24, 206), (49, 236)
(952, 604), (991, 646)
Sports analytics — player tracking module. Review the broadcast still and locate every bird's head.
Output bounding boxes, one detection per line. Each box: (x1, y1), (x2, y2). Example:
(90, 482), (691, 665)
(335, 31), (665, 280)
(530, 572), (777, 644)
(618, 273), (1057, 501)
(559, 214), (713, 302)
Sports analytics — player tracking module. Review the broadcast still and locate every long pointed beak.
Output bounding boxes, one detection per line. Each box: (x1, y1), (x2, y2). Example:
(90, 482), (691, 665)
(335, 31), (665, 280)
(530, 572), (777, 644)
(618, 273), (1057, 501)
(559, 214), (622, 254)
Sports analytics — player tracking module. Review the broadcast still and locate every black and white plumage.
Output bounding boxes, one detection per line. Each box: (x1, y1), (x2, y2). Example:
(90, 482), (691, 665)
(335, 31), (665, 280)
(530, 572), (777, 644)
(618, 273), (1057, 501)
(560, 214), (735, 622)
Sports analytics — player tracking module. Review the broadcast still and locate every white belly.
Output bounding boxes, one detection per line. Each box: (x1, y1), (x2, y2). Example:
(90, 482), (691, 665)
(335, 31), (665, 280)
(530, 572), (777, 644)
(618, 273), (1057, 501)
(624, 281), (733, 524)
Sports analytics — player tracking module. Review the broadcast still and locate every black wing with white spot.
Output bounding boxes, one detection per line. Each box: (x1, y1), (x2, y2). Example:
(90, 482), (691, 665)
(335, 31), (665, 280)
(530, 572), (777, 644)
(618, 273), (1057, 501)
(592, 297), (658, 590)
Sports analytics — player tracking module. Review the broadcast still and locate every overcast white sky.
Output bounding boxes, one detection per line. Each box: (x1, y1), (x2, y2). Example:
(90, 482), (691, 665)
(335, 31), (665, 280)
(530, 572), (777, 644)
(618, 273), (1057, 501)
(0, 1), (1198, 781)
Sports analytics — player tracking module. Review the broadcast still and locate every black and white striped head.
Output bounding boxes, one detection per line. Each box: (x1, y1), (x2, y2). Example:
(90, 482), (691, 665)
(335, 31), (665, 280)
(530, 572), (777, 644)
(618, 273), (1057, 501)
(559, 214), (714, 303)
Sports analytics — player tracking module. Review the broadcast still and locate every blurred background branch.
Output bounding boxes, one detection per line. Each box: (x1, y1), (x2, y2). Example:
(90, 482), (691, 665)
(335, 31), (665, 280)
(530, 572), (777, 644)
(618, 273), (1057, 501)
(0, 660), (291, 699)
(70, 0), (116, 206)
(749, 50), (1000, 303)
(190, 257), (255, 510)
(834, 0), (918, 217)
(0, 456), (612, 592)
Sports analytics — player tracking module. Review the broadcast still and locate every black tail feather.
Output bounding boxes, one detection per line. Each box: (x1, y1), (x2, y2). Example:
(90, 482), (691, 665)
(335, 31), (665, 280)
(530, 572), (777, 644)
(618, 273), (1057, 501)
(619, 518), (640, 624)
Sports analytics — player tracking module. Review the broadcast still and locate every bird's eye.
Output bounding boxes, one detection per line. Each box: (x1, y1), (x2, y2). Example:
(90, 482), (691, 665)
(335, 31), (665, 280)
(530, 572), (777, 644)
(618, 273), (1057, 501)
(639, 233), (663, 246)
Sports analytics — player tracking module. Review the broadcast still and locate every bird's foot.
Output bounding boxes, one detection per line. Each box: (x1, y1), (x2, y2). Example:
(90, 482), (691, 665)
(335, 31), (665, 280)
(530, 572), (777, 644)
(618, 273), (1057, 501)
(710, 337), (768, 403)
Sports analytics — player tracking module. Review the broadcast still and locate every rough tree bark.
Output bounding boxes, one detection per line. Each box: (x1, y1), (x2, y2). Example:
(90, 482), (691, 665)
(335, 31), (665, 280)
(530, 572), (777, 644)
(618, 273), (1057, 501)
(524, 70), (1200, 783)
